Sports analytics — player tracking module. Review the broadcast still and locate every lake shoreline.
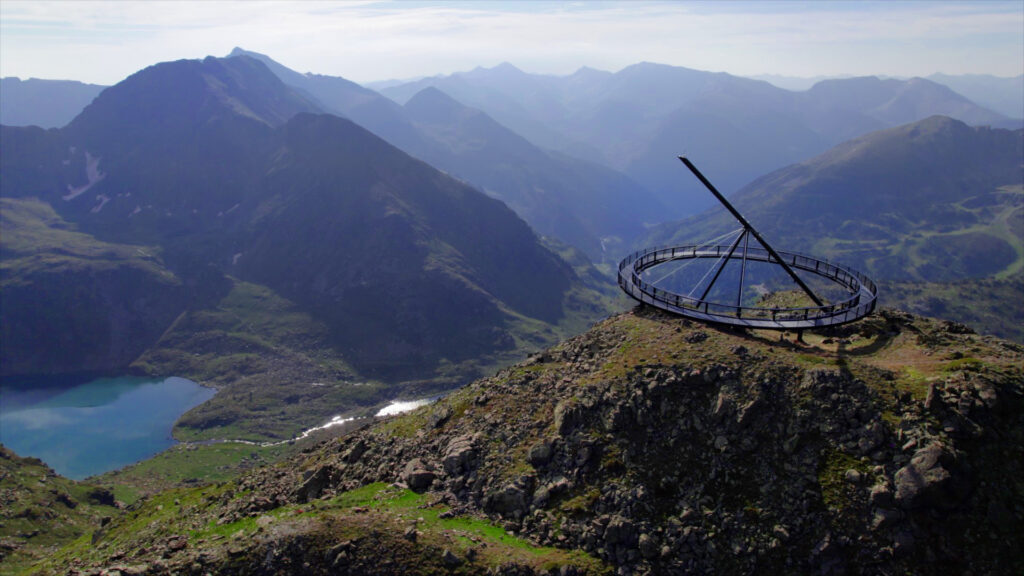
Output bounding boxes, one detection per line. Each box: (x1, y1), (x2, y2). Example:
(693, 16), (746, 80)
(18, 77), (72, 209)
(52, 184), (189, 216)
(0, 376), (215, 480)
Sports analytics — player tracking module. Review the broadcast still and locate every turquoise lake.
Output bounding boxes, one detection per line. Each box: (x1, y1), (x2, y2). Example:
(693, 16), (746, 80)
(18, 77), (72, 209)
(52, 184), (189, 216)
(0, 376), (215, 480)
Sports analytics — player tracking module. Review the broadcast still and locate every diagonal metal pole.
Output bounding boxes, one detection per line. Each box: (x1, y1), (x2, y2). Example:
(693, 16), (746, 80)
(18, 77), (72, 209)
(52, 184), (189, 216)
(679, 156), (823, 307)
(736, 229), (749, 312)
(699, 229), (746, 302)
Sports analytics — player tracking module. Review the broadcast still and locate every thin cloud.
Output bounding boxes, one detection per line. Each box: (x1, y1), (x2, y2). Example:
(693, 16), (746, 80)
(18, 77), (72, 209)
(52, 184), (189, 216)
(1, 1), (1020, 84)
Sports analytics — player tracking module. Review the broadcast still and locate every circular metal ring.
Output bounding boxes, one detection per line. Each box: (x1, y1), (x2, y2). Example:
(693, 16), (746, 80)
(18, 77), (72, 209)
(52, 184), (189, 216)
(618, 245), (877, 329)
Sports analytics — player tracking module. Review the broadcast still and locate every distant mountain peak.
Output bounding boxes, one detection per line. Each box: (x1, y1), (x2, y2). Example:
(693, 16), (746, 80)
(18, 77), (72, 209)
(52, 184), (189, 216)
(570, 65), (607, 76)
(492, 61), (523, 73)
(65, 55), (322, 151)
(405, 86), (464, 111)
(403, 86), (490, 129)
(464, 62), (526, 79)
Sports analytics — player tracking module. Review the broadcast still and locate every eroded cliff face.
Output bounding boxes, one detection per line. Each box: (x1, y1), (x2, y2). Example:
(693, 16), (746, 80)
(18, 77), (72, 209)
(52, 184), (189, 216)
(37, 308), (1024, 575)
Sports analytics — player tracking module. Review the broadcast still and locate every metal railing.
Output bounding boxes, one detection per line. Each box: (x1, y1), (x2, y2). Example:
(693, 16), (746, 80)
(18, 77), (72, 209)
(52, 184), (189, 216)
(618, 244), (877, 329)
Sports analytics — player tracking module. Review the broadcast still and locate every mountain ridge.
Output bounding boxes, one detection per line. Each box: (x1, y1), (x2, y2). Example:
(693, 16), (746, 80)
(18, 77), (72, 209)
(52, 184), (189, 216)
(0, 77), (107, 129)
(381, 62), (1009, 215)
(228, 48), (666, 262)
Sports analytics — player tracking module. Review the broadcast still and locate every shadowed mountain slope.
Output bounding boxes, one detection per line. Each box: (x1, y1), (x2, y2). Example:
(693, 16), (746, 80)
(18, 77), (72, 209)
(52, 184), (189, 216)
(0, 55), (614, 439)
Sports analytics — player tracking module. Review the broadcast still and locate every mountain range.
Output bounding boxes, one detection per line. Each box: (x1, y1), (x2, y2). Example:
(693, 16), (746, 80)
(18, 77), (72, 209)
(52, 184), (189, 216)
(226, 48), (666, 264)
(2, 52), (1022, 440)
(751, 73), (1024, 120)
(381, 63), (1012, 215)
(3, 51), (1024, 576)
(0, 55), (613, 440)
(8, 56), (1017, 261)
(0, 77), (106, 129)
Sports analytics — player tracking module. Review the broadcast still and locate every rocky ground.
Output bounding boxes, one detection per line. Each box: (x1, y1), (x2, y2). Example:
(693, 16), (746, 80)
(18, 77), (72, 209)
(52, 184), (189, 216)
(0, 446), (121, 575)
(24, 306), (1024, 575)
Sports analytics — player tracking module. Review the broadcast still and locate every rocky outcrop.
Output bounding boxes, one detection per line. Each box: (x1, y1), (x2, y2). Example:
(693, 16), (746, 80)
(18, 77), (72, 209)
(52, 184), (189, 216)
(56, 308), (1024, 575)
(270, 308), (1022, 575)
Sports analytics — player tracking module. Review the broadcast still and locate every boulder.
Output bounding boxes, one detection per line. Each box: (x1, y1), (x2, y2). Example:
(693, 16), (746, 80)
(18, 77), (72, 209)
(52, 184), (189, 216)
(441, 549), (462, 568)
(527, 440), (554, 466)
(401, 459), (437, 493)
(604, 515), (637, 547)
(293, 465), (333, 503)
(893, 442), (964, 509)
(443, 435), (478, 476)
(486, 483), (527, 516)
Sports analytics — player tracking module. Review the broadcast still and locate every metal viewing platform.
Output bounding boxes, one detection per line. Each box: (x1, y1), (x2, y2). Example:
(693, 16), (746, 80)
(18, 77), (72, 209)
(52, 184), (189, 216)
(618, 157), (877, 329)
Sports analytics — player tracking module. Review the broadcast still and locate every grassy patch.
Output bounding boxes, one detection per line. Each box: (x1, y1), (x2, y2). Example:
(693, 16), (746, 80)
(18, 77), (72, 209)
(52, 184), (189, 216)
(944, 357), (985, 372)
(333, 484), (602, 566)
(0, 446), (122, 575)
(818, 449), (873, 511)
(896, 367), (934, 402)
(92, 442), (296, 505)
(43, 480), (608, 574)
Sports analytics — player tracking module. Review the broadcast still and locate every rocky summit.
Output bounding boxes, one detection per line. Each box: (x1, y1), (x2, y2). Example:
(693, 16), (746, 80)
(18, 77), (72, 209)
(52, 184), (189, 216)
(32, 307), (1024, 575)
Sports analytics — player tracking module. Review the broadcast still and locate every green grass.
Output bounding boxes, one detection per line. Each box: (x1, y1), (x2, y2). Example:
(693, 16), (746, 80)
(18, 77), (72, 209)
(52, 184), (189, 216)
(944, 357), (985, 372)
(92, 442), (296, 505)
(0, 197), (176, 283)
(818, 450), (874, 511)
(895, 367), (934, 402)
(38, 480), (608, 575)
(326, 483), (601, 563)
(0, 447), (122, 575)
(131, 279), (394, 442)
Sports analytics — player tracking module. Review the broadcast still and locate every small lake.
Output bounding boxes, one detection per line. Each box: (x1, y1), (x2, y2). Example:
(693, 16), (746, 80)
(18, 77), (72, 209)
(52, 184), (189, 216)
(0, 376), (214, 480)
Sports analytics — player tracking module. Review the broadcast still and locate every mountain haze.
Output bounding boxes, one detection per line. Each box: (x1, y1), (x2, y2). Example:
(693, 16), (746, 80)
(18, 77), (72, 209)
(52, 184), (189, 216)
(927, 73), (1024, 120)
(0, 77), (107, 129)
(227, 49), (665, 262)
(401, 86), (666, 262)
(382, 63), (1009, 216)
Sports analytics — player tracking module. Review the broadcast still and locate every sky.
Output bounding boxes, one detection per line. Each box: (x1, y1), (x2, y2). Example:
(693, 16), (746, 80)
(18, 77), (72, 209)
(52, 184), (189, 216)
(1, 1), (1022, 86)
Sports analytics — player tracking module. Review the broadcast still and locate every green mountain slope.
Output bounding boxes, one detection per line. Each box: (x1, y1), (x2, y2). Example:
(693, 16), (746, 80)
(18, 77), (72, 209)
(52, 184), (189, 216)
(0, 444), (121, 575)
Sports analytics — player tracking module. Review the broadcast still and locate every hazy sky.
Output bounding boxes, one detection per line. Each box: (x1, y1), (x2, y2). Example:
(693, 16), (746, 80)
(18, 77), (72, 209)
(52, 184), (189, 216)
(2, 1), (1021, 85)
